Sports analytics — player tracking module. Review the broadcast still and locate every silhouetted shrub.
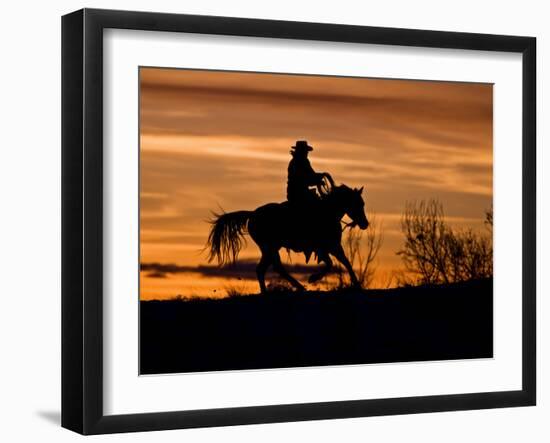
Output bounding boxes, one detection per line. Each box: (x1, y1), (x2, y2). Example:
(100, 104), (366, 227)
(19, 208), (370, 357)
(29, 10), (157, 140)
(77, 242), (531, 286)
(397, 200), (492, 284)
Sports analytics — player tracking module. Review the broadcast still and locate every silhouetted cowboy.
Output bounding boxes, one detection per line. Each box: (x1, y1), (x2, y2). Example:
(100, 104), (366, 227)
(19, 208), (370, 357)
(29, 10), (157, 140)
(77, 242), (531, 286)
(286, 140), (333, 205)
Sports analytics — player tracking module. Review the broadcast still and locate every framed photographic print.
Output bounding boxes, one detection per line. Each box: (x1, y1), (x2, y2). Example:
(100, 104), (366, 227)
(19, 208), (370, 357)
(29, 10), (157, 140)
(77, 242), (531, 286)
(62, 8), (536, 435)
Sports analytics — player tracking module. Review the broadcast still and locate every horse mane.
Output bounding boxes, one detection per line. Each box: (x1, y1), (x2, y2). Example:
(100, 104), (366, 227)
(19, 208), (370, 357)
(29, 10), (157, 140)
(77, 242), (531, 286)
(334, 184), (351, 192)
(326, 184), (352, 198)
(323, 184), (363, 209)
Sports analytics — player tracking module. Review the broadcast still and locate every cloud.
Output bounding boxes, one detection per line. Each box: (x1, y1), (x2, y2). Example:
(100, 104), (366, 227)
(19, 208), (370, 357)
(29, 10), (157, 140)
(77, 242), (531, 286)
(141, 259), (324, 280)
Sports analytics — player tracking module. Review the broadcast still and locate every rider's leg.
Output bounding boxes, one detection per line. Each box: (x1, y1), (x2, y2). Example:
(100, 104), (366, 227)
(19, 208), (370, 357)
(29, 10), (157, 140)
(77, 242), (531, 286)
(332, 245), (361, 288)
(308, 252), (333, 283)
(272, 251), (305, 291)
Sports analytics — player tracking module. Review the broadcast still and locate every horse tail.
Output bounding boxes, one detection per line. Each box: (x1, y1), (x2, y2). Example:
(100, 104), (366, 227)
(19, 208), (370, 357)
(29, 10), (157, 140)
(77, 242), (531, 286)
(206, 210), (253, 265)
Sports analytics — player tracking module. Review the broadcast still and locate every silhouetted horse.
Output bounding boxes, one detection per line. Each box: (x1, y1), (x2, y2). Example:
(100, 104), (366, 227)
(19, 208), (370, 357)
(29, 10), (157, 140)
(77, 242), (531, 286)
(207, 185), (369, 292)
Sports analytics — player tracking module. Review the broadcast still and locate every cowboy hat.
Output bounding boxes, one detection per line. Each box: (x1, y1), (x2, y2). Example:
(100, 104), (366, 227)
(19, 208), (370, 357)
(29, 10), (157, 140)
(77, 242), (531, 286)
(291, 140), (313, 152)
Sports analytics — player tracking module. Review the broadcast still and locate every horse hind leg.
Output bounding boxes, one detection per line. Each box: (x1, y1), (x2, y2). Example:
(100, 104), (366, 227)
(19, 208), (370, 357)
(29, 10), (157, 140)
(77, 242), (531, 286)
(256, 254), (271, 294)
(308, 253), (333, 284)
(272, 252), (305, 292)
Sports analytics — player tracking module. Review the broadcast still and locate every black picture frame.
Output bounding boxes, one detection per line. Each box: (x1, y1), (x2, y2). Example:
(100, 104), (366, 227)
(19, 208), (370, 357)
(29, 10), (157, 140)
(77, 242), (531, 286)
(62, 8), (536, 435)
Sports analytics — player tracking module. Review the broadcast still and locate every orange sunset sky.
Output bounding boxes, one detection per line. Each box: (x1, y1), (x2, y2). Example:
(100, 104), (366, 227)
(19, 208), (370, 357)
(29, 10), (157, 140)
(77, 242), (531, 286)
(139, 67), (493, 300)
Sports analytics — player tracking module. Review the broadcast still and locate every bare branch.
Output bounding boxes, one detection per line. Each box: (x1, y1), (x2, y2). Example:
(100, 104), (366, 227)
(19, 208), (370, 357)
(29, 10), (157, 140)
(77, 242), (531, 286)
(333, 214), (384, 289)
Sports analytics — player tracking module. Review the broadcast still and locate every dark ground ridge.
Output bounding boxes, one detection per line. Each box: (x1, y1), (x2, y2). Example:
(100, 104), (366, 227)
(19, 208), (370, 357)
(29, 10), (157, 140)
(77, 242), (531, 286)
(140, 278), (493, 375)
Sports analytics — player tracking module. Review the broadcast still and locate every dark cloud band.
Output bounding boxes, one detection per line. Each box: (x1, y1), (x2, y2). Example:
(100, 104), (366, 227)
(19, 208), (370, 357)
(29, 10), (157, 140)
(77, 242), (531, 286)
(141, 260), (324, 280)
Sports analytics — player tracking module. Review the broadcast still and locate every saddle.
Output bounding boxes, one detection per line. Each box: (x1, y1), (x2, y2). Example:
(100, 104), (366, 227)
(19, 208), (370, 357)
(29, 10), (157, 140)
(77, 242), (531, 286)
(282, 198), (327, 263)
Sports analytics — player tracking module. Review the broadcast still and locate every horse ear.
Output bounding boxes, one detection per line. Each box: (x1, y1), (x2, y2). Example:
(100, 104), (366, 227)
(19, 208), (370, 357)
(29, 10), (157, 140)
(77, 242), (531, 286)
(358, 186), (364, 194)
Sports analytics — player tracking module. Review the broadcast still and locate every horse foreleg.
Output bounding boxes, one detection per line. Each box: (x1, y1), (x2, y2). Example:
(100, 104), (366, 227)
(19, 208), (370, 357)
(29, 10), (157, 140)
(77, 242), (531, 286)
(256, 254), (271, 293)
(272, 252), (305, 292)
(308, 253), (333, 283)
(333, 245), (361, 288)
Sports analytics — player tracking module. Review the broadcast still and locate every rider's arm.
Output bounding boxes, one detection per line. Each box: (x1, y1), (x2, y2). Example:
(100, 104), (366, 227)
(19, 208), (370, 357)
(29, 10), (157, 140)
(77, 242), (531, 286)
(323, 172), (335, 187)
(303, 159), (325, 185)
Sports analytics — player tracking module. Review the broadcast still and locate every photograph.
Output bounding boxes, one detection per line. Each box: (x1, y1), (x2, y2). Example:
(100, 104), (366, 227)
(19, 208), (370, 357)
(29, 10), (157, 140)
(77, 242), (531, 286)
(139, 67), (494, 375)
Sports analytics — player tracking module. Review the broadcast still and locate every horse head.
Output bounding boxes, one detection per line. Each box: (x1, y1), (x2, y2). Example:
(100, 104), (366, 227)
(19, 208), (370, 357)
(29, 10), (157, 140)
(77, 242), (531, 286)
(331, 184), (369, 230)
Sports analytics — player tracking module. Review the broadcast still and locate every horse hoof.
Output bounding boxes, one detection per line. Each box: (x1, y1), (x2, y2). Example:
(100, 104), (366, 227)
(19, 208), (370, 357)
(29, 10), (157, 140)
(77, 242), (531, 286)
(308, 275), (319, 284)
